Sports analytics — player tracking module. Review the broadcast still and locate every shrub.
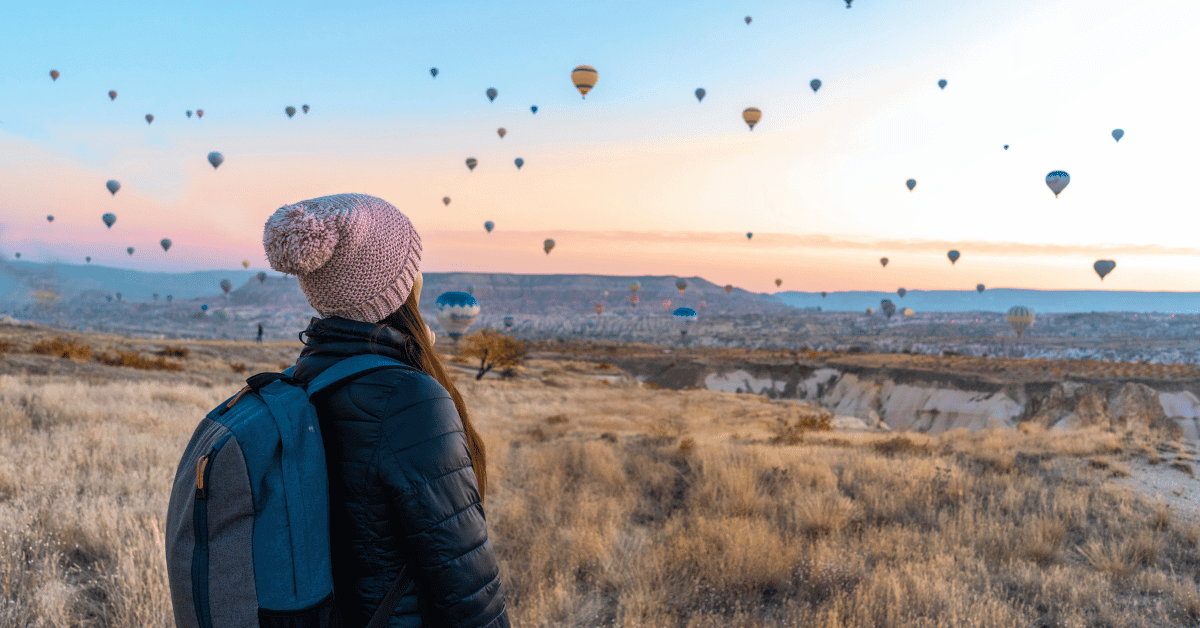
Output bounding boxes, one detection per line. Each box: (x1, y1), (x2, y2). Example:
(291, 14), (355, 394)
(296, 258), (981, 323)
(595, 362), (613, 370)
(0, 339), (12, 353)
(770, 411), (832, 445)
(460, 329), (527, 380)
(156, 345), (189, 358)
(229, 363), (247, 374)
(30, 337), (92, 361)
(545, 414), (568, 425)
(93, 352), (182, 371)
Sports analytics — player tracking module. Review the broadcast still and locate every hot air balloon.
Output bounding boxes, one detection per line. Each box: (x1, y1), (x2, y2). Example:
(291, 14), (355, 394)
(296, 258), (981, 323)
(594, 304), (605, 315)
(673, 307), (698, 336)
(153, 294), (159, 301)
(695, 88), (706, 102)
(443, 197), (451, 206)
(676, 278), (688, 293)
(302, 105), (310, 114)
(514, 158), (524, 170)
(810, 79), (821, 93)
(436, 292), (480, 341)
(207, 152), (224, 169)
(976, 284), (985, 293)
(50, 70), (60, 81)
(544, 239), (555, 255)
(880, 257), (889, 267)
(530, 105), (538, 114)
(285, 106), (296, 118)
(948, 250), (960, 264)
(486, 88), (498, 102)
(484, 221), (495, 233)
(430, 68), (438, 78)
(906, 179), (916, 191)
(201, 304), (208, 311)
(102, 213), (116, 228)
(46, 215), (54, 223)
(571, 66), (597, 98)
(744, 16), (752, 24)
(257, 271), (267, 283)
(145, 114), (154, 124)
(880, 299), (896, 319)
(166, 295), (172, 302)
(846, 0), (853, 7)
(746, 232), (753, 240)
(1007, 306), (1034, 337)
(865, 307), (874, 315)
(127, 247), (135, 256)
(1093, 260), (1116, 280)
(1112, 129), (1124, 142)
(497, 127), (507, 139)
(14, 253), (20, 259)
(902, 308), (914, 317)
(196, 109), (204, 119)
(938, 79), (947, 90)
(220, 278), (233, 295)
(85, 256), (91, 263)
(466, 158), (478, 171)
(106, 180), (120, 195)
(724, 285), (733, 295)
(503, 316), (514, 331)
(775, 278), (782, 288)
(662, 299), (672, 312)
(821, 291), (827, 298)
(628, 295), (640, 307)
(1003, 145), (1009, 150)
(242, 260), (251, 269)
(742, 107), (761, 130)
(897, 288), (907, 298)
(187, 110), (193, 118)
(1046, 171), (1070, 197)
(108, 90), (117, 101)
(160, 238), (172, 252)
(115, 292), (122, 301)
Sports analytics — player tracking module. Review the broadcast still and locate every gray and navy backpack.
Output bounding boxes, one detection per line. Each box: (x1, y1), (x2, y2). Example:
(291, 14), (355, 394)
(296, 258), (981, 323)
(166, 354), (412, 628)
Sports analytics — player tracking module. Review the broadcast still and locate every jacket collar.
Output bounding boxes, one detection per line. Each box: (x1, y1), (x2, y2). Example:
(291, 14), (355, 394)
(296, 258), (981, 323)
(292, 316), (415, 381)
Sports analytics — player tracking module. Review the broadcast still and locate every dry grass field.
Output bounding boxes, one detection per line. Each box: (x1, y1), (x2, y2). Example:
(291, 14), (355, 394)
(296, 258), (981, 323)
(1, 324), (1199, 627)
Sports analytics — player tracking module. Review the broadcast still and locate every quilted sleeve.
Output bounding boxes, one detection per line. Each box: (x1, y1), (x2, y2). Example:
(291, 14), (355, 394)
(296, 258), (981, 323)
(375, 382), (510, 628)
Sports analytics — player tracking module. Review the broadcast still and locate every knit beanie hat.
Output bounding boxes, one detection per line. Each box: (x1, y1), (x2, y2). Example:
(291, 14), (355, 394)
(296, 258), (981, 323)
(262, 193), (422, 323)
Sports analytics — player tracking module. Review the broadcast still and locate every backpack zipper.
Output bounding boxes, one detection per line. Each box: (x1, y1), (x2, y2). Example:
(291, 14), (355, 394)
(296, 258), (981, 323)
(192, 434), (231, 628)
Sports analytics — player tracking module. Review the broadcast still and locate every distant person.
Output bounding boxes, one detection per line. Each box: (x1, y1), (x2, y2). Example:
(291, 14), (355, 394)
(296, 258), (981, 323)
(256, 322), (263, 343)
(262, 194), (509, 628)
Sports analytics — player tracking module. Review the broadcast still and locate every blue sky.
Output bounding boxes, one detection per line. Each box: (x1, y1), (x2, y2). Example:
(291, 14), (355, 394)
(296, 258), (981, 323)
(2, 0), (1198, 292)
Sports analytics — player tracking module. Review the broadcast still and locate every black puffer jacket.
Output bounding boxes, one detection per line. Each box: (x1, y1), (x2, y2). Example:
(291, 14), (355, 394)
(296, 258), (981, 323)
(292, 317), (510, 628)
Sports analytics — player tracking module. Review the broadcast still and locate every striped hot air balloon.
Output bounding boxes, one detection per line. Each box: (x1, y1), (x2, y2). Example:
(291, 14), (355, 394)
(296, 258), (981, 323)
(436, 292), (480, 341)
(1007, 306), (1034, 337)
(571, 65), (598, 98)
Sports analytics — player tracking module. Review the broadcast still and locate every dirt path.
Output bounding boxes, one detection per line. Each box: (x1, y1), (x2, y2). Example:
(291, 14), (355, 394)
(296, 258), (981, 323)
(1108, 443), (1200, 526)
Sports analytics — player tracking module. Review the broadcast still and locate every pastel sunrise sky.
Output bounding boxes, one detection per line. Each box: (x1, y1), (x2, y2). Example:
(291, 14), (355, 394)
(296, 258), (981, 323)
(2, 0), (1198, 293)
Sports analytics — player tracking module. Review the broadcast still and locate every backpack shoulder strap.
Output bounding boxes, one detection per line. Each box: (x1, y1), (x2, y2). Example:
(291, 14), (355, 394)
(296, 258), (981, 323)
(305, 354), (414, 399)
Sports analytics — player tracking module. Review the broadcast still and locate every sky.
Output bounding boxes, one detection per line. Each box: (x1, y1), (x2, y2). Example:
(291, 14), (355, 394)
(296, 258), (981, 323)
(2, 0), (1199, 294)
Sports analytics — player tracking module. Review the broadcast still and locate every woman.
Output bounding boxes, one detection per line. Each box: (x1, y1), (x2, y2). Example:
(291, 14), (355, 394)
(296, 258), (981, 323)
(263, 193), (510, 628)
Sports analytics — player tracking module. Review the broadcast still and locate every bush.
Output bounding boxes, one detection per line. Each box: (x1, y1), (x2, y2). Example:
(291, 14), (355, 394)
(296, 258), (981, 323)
(30, 337), (92, 361)
(156, 345), (190, 358)
(93, 352), (182, 371)
(0, 340), (12, 354)
(460, 329), (527, 380)
(229, 363), (247, 374)
(770, 411), (833, 445)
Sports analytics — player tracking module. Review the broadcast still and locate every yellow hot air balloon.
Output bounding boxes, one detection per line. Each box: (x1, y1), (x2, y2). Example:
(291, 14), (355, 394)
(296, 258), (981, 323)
(242, 260), (251, 269)
(1007, 306), (1035, 338)
(571, 65), (598, 99)
(742, 107), (761, 130)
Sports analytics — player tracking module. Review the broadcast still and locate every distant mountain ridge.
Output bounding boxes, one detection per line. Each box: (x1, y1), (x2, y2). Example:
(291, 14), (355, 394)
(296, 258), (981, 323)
(776, 290), (1200, 314)
(3, 260), (1198, 315)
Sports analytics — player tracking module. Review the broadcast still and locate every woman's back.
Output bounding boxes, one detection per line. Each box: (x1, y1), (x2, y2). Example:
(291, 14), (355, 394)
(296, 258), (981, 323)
(294, 317), (508, 628)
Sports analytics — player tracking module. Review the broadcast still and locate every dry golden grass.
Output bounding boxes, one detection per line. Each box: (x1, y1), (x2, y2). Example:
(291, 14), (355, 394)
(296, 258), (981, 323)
(93, 352), (183, 371)
(2, 332), (1200, 627)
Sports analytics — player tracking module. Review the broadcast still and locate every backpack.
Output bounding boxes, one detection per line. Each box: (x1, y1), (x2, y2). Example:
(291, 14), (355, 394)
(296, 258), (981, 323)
(166, 354), (413, 628)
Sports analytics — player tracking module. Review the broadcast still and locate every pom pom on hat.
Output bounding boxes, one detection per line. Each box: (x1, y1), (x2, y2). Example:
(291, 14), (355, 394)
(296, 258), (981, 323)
(263, 204), (341, 274)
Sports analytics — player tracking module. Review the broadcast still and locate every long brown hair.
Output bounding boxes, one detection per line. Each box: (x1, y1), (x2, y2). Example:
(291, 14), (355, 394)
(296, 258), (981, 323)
(377, 292), (487, 500)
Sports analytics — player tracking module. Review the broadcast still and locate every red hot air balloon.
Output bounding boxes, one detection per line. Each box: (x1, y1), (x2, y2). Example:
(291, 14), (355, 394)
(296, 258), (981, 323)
(50, 70), (60, 81)
(108, 90), (117, 101)
(145, 114), (154, 124)
(196, 109), (204, 118)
